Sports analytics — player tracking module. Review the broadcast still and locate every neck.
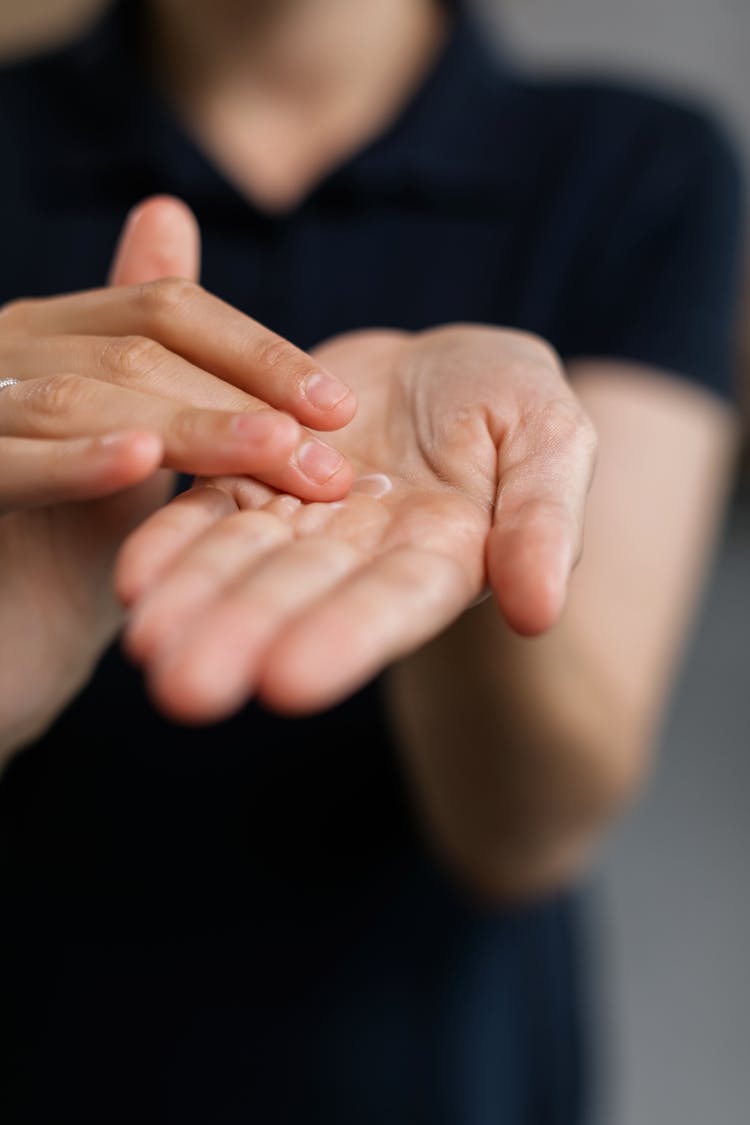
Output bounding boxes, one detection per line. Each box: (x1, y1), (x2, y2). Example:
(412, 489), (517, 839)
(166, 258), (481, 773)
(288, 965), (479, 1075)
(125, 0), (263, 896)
(145, 0), (450, 212)
(149, 0), (447, 105)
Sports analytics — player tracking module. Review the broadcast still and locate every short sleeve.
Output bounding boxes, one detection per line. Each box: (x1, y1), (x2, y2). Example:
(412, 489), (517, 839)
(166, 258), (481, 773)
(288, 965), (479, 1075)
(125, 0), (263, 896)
(560, 98), (747, 400)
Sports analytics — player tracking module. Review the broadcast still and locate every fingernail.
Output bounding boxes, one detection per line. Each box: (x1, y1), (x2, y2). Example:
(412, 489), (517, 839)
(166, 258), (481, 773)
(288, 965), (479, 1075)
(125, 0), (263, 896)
(304, 372), (350, 411)
(296, 439), (345, 484)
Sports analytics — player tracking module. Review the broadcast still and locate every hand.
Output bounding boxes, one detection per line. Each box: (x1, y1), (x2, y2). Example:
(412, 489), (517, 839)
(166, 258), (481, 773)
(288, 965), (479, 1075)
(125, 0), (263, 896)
(118, 326), (597, 723)
(0, 197), (354, 762)
(0, 198), (355, 502)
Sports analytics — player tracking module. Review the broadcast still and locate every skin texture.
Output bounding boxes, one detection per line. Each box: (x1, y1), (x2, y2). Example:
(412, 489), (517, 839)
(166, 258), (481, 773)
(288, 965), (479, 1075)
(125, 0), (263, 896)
(118, 324), (596, 721)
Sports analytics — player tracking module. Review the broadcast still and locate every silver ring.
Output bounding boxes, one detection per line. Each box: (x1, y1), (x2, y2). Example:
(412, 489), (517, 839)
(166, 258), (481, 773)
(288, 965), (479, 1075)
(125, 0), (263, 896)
(0, 378), (19, 391)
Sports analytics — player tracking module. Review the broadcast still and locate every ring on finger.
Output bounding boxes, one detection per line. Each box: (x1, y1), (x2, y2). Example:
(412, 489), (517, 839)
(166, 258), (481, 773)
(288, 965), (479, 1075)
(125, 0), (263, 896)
(0, 378), (20, 391)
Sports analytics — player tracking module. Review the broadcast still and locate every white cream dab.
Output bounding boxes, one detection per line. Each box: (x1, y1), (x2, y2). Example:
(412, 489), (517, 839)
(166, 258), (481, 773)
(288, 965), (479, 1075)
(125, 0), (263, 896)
(352, 473), (393, 499)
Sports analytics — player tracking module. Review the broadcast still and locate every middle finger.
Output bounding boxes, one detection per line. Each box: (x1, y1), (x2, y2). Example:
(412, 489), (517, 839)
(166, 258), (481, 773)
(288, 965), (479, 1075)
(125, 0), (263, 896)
(3, 280), (356, 431)
(0, 332), (256, 412)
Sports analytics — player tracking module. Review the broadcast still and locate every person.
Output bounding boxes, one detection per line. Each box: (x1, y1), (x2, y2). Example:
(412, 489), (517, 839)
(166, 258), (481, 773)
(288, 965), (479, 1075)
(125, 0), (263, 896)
(0, 0), (744, 1121)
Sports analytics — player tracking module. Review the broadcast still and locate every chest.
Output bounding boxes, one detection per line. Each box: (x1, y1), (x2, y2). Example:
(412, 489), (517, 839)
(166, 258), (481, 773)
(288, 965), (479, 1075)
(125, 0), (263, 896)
(2, 182), (577, 353)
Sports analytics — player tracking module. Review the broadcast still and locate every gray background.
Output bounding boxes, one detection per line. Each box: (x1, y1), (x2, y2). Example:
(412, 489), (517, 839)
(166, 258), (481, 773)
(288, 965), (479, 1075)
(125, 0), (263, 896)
(1, 2), (749, 1123)
(483, 0), (750, 162)
(473, 4), (750, 1123)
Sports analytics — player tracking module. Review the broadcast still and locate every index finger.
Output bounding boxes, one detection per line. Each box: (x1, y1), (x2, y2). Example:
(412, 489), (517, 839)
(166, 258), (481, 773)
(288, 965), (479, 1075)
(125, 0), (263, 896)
(4, 279), (356, 431)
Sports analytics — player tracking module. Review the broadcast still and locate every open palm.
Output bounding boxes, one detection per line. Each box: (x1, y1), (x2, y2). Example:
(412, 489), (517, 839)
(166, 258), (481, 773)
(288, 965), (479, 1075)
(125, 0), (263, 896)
(118, 324), (595, 722)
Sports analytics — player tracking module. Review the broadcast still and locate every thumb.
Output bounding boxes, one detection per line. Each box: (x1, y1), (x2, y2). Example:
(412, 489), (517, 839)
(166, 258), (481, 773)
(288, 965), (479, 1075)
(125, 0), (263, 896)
(108, 194), (201, 286)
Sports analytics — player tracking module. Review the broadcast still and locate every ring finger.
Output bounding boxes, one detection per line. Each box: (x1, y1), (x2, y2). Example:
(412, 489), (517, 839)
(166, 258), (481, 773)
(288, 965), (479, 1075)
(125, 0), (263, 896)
(0, 375), (352, 499)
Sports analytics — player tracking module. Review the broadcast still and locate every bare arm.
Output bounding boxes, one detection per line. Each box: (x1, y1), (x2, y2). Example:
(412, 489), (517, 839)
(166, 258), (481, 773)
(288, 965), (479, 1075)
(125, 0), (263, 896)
(387, 360), (740, 900)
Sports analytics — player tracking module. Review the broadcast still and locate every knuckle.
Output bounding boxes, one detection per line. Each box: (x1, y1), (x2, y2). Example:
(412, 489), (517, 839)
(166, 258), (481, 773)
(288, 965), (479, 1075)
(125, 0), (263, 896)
(253, 335), (305, 382)
(47, 438), (82, 482)
(556, 397), (598, 457)
(135, 277), (200, 325)
(99, 334), (165, 384)
(505, 330), (566, 384)
(531, 335), (563, 373)
(539, 401), (598, 476)
(533, 396), (591, 451)
(167, 406), (204, 447)
(506, 328), (562, 371)
(27, 373), (94, 418)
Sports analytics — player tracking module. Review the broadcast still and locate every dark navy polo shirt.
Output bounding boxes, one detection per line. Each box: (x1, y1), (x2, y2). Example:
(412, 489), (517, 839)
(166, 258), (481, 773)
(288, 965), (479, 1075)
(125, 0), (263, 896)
(0, 3), (744, 1124)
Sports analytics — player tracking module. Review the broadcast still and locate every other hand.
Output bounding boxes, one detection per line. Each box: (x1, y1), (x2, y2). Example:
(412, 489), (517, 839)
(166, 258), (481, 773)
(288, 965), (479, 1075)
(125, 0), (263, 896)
(0, 197), (353, 761)
(119, 325), (597, 723)
(0, 196), (355, 503)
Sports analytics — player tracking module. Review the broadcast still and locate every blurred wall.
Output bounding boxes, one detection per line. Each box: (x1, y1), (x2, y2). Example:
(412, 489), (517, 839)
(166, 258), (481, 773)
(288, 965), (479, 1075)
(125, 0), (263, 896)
(482, 0), (750, 161)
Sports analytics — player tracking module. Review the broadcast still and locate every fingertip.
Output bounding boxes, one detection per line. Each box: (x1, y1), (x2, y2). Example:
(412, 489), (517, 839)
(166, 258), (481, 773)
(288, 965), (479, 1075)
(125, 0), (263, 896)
(146, 650), (250, 726)
(301, 375), (357, 430)
(120, 606), (154, 661)
(123, 591), (184, 664)
(325, 458), (356, 501)
(255, 672), (320, 718)
(491, 575), (567, 637)
(115, 544), (170, 610)
(257, 664), (349, 718)
(110, 195), (201, 286)
(113, 550), (145, 610)
(257, 630), (347, 716)
(88, 431), (164, 503)
(325, 387), (357, 430)
(284, 444), (354, 502)
(487, 528), (571, 637)
(114, 514), (163, 608)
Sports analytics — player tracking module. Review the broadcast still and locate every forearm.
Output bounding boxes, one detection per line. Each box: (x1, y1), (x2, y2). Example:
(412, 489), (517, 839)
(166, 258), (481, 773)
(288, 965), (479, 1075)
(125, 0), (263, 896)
(0, 598), (116, 772)
(0, 506), (130, 772)
(386, 602), (645, 902)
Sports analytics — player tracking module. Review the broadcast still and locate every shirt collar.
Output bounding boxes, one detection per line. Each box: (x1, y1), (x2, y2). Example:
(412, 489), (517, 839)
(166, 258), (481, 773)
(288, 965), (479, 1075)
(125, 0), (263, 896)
(47, 0), (519, 214)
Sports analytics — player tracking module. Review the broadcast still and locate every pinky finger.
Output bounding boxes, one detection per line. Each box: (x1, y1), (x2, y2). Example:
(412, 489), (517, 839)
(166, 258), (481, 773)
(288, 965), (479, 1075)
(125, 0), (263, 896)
(0, 430), (164, 511)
